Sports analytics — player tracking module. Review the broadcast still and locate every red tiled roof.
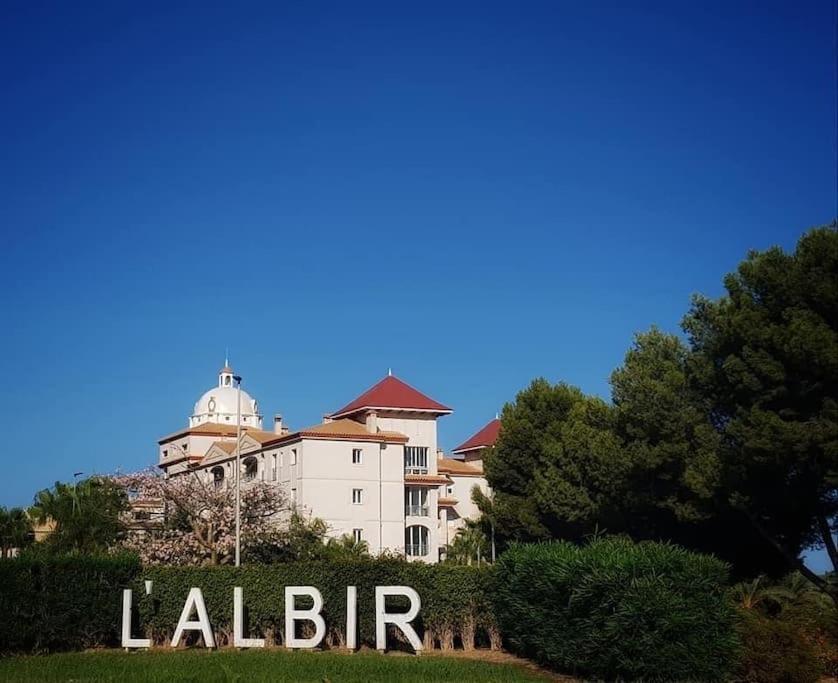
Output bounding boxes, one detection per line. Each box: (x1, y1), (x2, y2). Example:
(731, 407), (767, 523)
(330, 375), (452, 418)
(452, 418), (501, 454)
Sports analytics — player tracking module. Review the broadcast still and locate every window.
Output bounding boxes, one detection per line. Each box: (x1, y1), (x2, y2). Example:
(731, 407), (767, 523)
(211, 466), (225, 490)
(405, 487), (429, 516)
(352, 448), (362, 464)
(243, 456), (257, 482)
(271, 453), (277, 481)
(290, 449), (297, 466)
(405, 526), (429, 557)
(353, 528), (363, 543)
(404, 446), (429, 474)
(162, 450), (168, 458)
(447, 484), (454, 496)
(352, 488), (363, 504)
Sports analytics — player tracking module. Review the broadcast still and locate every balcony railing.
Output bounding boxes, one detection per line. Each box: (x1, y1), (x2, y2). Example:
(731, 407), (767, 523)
(405, 505), (429, 517)
(405, 544), (429, 557)
(404, 466), (428, 475)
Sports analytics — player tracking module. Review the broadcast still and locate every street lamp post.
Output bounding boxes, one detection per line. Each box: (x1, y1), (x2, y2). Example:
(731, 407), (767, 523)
(234, 374), (243, 567)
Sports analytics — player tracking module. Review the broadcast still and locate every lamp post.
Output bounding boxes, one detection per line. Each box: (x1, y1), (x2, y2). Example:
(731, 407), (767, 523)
(234, 374), (243, 567)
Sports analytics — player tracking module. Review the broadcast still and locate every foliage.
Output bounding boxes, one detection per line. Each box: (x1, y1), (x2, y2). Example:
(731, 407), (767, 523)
(0, 553), (140, 653)
(0, 506), (33, 557)
(735, 609), (821, 683)
(0, 554), (498, 654)
(492, 537), (738, 682)
(732, 571), (838, 681)
(683, 225), (838, 598)
(30, 477), (128, 554)
(134, 560), (498, 650)
(483, 379), (627, 542)
(0, 649), (546, 683)
(244, 513), (370, 564)
(115, 470), (288, 565)
(445, 523), (491, 566)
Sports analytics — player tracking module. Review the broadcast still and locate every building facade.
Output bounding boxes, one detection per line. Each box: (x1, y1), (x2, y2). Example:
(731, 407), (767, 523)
(157, 364), (498, 563)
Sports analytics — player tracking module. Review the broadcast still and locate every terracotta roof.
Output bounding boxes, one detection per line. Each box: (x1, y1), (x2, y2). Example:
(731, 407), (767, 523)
(437, 496), (458, 506)
(330, 375), (452, 418)
(437, 458), (483, 476)
(452, 418), (501, 454)
(245, 429), (285, 445)
(404, 473), (451, 486)
(159, 423), (276, 445)
(213, 441), (237, 454)
(253, 419), (409, 448)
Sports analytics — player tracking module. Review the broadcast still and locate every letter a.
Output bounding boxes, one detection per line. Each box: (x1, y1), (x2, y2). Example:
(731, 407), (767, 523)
(171, 587), (215, 648)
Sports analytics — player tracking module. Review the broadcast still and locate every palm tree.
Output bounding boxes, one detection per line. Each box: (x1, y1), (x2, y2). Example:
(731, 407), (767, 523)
(732, 575), (795, 611)
(30, 477), (127, 554)
(0, 507), (33, 557)
(446, 524), (488, 566)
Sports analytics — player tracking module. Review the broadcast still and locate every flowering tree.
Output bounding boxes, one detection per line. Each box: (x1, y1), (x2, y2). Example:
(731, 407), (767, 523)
(115, 469), (289, 565)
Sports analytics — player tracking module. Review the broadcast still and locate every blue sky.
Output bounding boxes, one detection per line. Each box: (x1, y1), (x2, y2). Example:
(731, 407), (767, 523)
(1, 2), (835, 567)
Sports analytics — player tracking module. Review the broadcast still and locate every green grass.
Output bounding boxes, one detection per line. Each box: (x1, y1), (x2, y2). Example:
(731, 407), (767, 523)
(0, 649), (548, 682)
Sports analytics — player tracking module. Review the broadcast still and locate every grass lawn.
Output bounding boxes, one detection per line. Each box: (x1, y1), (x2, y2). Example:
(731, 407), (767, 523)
(0, 649), (553, 682)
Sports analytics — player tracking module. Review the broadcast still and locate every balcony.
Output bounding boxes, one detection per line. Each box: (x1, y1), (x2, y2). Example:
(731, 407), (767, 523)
(404, 466), (428, 475)
(405, 543), (429, 557)
(405, 505), (429, 517)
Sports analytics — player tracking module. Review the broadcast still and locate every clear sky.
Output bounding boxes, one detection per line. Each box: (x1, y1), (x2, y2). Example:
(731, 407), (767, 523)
(1, 2), (835, 565)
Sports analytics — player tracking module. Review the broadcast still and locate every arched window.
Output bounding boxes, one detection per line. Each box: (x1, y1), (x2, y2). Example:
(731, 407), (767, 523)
(211, 466), (225, 490)
(225, 376), (231, 386)
(243, 456), (258, 482)
(405, 525), (429, 557)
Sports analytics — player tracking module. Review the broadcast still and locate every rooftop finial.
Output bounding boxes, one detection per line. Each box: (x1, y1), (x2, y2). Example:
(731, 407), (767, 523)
(225, 347), (229, 368)
(495, 411), (500, 420)
(388, 367), (392, 376)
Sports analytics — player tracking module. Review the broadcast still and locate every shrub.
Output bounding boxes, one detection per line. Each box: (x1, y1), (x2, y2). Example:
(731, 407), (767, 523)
(492, 537), (738, 681)
(0, 555), (496, 653)
(736, 609), (821, 683)
(134, 560), (498, 649)
(0, 553), (140, 652)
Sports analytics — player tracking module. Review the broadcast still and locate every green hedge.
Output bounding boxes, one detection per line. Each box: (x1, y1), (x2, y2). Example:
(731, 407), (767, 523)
(492, 538), (739, 682)
(0, 553), (140, 652)
(0, 556), (497, 653)
(135, 560), (499, 650)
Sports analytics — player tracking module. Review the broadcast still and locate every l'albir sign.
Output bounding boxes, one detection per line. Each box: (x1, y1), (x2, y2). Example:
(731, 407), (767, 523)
(122, 583), (423, 652)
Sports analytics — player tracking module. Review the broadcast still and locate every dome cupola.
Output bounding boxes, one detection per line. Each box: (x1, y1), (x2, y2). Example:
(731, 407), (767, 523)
(189, 358), (263, 429)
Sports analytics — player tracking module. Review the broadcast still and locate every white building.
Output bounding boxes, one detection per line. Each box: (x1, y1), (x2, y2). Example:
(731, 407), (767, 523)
(157, 363), (496, 563)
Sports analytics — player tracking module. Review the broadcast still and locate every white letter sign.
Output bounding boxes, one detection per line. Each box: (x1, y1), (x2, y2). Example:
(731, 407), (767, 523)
(233, 586), (265, 648)
(121, 589), (151, 649)
(375, 585), (422, 652)
(284, 586), (326, 649)
(171, 587), (215, 648)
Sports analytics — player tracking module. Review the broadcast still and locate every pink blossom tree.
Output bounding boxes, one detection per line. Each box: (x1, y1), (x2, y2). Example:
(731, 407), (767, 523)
(115, 469), (289, 565)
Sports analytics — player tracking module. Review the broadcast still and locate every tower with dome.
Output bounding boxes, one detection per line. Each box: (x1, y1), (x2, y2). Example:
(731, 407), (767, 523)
(189, 360), (263, 429)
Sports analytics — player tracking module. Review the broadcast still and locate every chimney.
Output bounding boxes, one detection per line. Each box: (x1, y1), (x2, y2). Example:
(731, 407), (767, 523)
(365, 410), (378, 433)
(437, 448), (444, 461)
(273, 415), (283, 435)
(281, 425), (289, 435)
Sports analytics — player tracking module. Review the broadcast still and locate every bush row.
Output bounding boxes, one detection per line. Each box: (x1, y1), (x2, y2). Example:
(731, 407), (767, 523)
(134, 560), (499, 650)
(0, 553), (140, 652)
(0, 555), (497, 653)
(492, 538), (739, 682)
(0, 540), (742, 681)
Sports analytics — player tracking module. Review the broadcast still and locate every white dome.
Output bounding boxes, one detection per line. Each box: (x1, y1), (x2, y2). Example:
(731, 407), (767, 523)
(188, 363), (263, 428)
(193, 386), (259, 419)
